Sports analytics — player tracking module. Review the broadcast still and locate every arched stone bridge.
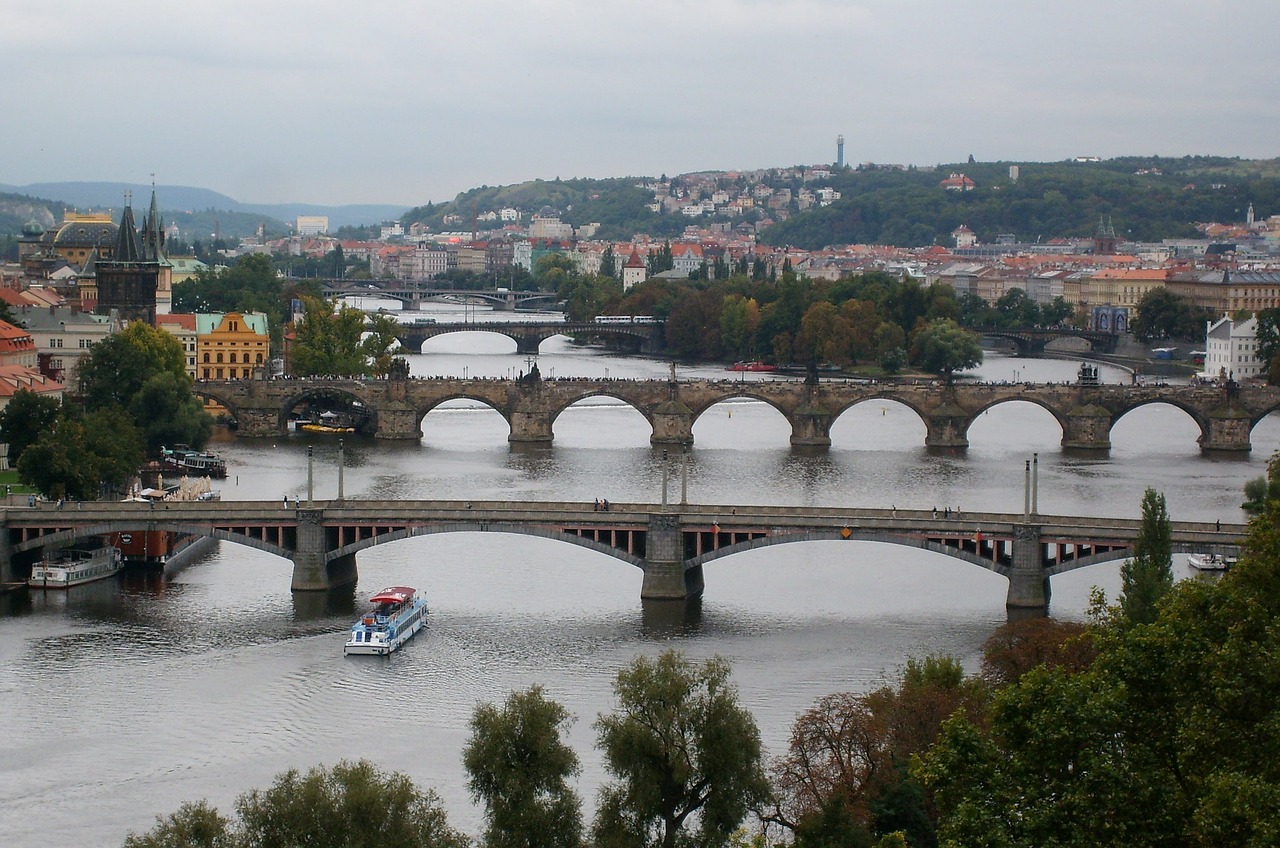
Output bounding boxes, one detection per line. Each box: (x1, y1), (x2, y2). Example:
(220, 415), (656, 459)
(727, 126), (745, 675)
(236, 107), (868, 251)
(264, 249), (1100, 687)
(1, 500), (1242, 610)
(394, 320), (664, 355)
(194, 376), (1280, 452)
(975, 327), (1120, 355)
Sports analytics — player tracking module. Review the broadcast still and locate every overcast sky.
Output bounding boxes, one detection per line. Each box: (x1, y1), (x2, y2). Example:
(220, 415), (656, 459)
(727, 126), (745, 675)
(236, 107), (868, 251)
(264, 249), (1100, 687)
(3, 1), (1277, 207)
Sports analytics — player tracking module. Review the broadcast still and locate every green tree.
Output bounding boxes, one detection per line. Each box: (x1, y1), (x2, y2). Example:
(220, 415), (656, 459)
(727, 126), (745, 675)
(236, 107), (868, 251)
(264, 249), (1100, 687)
(918, 492), (1280, 848)
(360, 312), (404, 377)
(18, 407), (143, 500)
(719, 295), (761, 361)
(1119, 487), (1174, 626)
(0, 387), (60, 466)
(795, 302), (853, 367)
(129, 372), (214, 455)
(1131, 287), (1213, 342)
(289, 297), (369, 377)
(124, 760), (469, 848)
(910, 319), (983, 383)
(593, 650), (771, 848)
(464, 686), (583, 848)
(78, 321), (189, 411)
(123, 801), (232, 848)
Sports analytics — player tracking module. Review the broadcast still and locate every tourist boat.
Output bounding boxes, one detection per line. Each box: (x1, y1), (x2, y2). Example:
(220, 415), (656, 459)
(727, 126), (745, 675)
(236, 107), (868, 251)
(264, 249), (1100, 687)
(1187, 553), (1231, 572)
(28, 545), (122, 589)
(344, 586), (428, 655)
(299, 421), (355, 434)
(159, 444), (227, 478)
(727, 361), (779, 372)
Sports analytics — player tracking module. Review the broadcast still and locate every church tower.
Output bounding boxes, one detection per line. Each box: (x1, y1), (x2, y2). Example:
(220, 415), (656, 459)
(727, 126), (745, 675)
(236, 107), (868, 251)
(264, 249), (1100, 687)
(94, 190), (167, 324)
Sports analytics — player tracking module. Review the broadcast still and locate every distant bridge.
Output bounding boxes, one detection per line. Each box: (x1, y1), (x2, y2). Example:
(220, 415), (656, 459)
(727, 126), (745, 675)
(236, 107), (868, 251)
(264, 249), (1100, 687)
(2, 500), (1244, 610)
(194, 376), (1280, 452)
(322, 281), (560, 311)
(394, 320), (665, 355)
(975, 327), (1121, 355)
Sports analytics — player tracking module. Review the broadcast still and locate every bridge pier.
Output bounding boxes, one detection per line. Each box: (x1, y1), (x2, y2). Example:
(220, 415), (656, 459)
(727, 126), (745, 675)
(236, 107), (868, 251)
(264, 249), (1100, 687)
(1200, 408), (1252, 452)
(642, 514), (704, 600)
(236, 407), (285, 437)
(514, 336), (541, 355)
(373, 407), (424, 440)
(789, 409), (833, 447)
(651, 402), (694, 445)
(290, 509), (358, 592)
(1006, 523), (1050, 609)
(509, 411), (554, 443)
(924, 408), (971, 450)
(0, 514), (14, 585)
(1062, 406), (1112, 450)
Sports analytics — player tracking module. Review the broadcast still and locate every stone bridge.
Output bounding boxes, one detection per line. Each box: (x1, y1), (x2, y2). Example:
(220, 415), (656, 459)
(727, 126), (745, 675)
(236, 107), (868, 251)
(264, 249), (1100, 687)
(975, 327), (1120, 355)
(323, 281), (560, 311)
(194, 375), (1280, 452)
(394, 320), (664, 355)
(1, 500), (1244, 610)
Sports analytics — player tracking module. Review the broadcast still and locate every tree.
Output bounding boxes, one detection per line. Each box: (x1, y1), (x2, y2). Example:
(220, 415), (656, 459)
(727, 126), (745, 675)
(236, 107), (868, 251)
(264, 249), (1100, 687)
(1119, 487), (1173, 626)
(1131, 287), (1213, 342)
(123, 801), (232, 848)
(125, 760), (469, 848)
(0, 387), (60, 466)
(129, 372), (214, 455)
(17, 407), (143, 500)
(909, 319), (982, 383)
(77, 321), (189, 412)
(289, 296), (369, 377)
(979, 617), (1096, 688)
(593, 650), (771, 848)
(795, 302), (853, 367)
(464, 686), (583, 848)
(919, 491), (1280, 848)
(719, 295), (761, 361)
(360, 312), (404, 377)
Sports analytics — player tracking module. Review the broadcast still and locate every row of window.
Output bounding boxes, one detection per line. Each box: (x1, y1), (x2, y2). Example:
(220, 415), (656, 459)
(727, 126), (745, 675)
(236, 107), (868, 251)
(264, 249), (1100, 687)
(202, 352), (265, 364)
(202, 368), (253, 379)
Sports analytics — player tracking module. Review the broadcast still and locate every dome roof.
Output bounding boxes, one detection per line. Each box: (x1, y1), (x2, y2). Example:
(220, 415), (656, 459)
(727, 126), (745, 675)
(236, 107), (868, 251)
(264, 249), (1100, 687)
(52, 220), (118, 248)
(21, 219), (45, 237)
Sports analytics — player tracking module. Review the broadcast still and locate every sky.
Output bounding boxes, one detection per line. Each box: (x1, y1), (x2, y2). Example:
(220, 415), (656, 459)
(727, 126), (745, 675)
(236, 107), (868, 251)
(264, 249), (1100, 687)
(3, 1), (1278, 207)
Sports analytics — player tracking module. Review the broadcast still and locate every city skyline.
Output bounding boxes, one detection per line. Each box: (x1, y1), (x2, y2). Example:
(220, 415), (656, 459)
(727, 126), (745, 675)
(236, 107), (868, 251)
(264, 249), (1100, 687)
(3, 0), (1278, 207)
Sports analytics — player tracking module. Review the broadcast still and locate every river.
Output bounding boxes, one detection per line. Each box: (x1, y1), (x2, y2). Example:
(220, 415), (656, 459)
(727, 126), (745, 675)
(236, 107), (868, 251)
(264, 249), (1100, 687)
(2, 306), (1273, 846)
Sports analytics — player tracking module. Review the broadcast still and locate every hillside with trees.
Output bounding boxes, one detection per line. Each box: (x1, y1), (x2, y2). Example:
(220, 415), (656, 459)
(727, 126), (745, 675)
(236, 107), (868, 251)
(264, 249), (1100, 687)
(763, 156), (1280, 248)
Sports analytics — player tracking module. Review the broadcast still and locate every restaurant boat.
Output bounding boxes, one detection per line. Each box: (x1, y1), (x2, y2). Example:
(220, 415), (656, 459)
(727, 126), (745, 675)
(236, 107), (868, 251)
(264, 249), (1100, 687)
(159, 444), (227, 478)
(727, 361), (779, 372)
(28, 545), (122, 589)
(344, 586), (428, 655)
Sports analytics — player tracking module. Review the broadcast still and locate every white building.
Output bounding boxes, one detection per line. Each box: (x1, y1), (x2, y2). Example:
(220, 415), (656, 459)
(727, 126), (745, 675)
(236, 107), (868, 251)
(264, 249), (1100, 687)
(1204, 315), (1265, 381)
(296, 216), (329, 235)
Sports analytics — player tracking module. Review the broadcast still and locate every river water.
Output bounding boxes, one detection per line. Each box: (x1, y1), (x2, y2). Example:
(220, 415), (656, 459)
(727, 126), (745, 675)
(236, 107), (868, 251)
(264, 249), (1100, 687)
(2, 304), (1274, 846)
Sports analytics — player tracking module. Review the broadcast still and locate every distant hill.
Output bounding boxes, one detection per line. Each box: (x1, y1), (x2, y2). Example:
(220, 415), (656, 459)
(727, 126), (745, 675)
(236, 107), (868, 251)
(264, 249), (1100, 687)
(760, 155), (1280, 249)
(0, 181), (408, 234)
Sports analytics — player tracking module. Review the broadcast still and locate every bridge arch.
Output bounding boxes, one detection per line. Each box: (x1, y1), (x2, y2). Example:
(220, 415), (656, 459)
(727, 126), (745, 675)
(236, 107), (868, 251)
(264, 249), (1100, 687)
(415, 394), (513, 434)
(687, 530), (1013, 576)
(550, 392), (654, 444)
(829, 395), (932, 433)
(192, 385), (240, 421)
(280, 386), (379, 434)
(688, 392), (793, 425)
(1109, 399), (1209, 446)
(10, 521), (293, 561)
(326, 523), (645, 568)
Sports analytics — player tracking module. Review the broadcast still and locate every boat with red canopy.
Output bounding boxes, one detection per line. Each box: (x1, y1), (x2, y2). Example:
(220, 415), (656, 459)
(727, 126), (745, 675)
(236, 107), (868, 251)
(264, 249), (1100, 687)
(343, 586), (428, 655)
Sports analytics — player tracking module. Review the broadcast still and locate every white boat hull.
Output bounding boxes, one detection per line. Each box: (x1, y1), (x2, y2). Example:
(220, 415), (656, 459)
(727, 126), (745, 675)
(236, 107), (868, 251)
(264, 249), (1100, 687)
(344, 598), (427, 655)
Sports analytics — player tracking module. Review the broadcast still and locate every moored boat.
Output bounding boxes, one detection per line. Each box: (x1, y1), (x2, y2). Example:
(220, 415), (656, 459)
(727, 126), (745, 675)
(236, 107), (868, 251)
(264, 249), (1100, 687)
(28, 545), (122, 589)
(1187, 552), (1231, 572)
(344, 586), (428, 655)
(159, 444), (227, 478)
(727, 361), (779, 372)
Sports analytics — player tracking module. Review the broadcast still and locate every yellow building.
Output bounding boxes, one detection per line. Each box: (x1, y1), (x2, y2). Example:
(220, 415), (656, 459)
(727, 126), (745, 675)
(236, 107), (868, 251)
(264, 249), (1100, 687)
(196, 312), (270, 381)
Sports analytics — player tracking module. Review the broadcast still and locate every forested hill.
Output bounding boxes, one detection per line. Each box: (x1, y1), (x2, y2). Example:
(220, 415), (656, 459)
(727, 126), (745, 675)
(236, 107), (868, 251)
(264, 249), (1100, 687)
(402, 177), (681, 240)
(761, 156), (1280, 249)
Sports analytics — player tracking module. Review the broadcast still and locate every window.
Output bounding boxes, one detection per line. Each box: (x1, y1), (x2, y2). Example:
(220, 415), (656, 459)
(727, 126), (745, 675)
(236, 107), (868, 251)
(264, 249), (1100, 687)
(203, 352), (210, 363)
(256, 353), (264, 364)
(216, 353), (223, 364)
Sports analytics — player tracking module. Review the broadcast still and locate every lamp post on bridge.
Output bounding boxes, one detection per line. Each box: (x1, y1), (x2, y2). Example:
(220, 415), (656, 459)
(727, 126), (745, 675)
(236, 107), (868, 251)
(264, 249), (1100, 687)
(337, 439), (345, 502)
(661, 449), (669, 512)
